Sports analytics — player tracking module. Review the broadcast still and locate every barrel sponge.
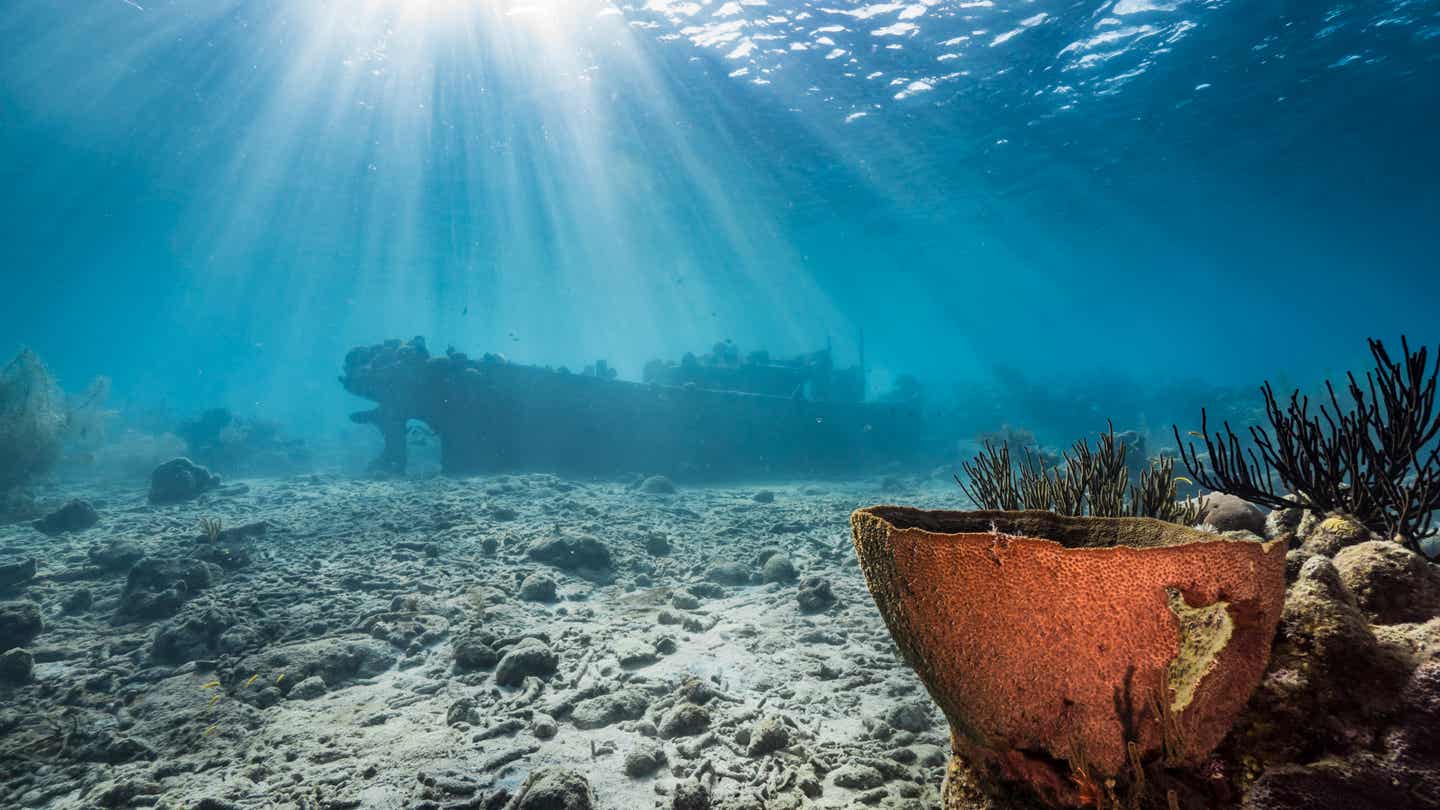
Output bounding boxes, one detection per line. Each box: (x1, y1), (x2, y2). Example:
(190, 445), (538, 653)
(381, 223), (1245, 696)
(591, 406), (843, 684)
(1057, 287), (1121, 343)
(851, 507), (1287, 806)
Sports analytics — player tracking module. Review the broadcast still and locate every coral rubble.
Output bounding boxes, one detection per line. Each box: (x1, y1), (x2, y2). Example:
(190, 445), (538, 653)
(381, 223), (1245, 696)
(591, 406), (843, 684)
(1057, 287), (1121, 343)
(0, 474), (974, 808)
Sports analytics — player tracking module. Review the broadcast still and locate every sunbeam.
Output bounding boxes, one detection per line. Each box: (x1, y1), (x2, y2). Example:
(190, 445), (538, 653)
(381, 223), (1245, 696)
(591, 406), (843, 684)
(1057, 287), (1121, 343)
(2, 0), (1437, 426)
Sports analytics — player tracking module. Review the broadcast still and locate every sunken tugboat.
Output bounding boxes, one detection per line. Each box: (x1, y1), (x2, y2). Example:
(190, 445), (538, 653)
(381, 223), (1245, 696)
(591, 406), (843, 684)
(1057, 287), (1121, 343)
(341, 337), (927, 479)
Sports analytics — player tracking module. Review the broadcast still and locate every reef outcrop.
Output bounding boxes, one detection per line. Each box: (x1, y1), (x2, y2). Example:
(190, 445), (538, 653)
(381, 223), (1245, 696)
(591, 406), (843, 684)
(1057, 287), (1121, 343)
(148, 458), (222, 504)
(1220, 510), (1440, 810)
(31, 498), (99, 535)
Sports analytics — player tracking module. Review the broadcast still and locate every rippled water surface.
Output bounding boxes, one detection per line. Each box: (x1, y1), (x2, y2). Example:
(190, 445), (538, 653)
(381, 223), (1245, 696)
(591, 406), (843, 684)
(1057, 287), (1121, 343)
(636, 0), (1440, 111)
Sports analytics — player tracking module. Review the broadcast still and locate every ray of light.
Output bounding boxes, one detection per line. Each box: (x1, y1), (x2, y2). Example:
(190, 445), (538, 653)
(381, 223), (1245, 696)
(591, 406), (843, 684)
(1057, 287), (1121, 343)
(162, 0), (862, 381)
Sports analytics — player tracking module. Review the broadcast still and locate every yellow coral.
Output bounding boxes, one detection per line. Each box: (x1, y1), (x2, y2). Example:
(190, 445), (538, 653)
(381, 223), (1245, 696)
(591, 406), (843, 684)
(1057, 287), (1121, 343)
(1319, 515), (1368, 541)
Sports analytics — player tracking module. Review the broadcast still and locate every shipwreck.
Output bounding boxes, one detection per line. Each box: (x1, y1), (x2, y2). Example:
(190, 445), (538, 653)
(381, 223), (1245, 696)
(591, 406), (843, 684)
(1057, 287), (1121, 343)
(341, 337), (929, 479)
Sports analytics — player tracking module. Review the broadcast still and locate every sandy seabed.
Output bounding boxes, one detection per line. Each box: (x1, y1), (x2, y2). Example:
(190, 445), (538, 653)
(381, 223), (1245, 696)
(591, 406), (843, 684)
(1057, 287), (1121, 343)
(0, 471), (960, 810)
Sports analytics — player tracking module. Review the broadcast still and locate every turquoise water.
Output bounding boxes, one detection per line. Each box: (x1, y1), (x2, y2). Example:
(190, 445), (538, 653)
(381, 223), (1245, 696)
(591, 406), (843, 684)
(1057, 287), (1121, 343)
(2, 0), (1437, 450)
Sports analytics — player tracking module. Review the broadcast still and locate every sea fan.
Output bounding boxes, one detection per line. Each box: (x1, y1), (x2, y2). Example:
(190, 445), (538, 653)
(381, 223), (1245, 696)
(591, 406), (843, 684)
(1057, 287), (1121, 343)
(0, 349), (66, 492)
(1175, 336), (1440, 557)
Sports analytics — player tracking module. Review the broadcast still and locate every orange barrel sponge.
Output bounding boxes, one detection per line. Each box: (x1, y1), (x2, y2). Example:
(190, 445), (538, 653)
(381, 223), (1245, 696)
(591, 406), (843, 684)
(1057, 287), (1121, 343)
(851, 507), (1286, 807)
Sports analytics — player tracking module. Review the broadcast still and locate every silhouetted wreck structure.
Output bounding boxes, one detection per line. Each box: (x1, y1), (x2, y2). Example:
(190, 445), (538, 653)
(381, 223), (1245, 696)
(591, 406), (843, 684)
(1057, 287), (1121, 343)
(342, 337), (925, 478)
(642, 339), (865, 403)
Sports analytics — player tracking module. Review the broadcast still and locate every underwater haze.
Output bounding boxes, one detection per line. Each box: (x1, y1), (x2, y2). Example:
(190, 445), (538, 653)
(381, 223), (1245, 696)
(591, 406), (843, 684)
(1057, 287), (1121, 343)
(3, 0), (1438, 447)
(5, 3), (1440, 810)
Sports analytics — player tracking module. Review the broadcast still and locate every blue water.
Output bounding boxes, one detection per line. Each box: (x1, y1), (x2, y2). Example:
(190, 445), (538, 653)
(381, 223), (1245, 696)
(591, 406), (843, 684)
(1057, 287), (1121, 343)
(2, 0), (1437, 453)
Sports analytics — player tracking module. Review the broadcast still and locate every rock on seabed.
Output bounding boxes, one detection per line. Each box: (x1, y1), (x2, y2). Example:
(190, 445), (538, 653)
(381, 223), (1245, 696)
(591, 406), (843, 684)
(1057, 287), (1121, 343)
(15, 474), (1427, 809)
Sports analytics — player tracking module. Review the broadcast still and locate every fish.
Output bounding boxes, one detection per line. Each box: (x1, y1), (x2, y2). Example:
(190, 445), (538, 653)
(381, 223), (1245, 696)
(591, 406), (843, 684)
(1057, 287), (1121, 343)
(244, 674), (259, 688)
(1175, 476), (1195, 486)
(209, 694), (222, 706)
(276, 673), (286, 685)
(201, 680), (221, 689)
(1187, 431), (1204, 438)
(203, 724), (218, 737)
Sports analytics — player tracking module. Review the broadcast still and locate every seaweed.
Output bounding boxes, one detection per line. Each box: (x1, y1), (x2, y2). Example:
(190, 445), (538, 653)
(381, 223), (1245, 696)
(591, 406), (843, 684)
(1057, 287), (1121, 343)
(956, 422), (1204, 525)
(1173, 336), (1440, 557)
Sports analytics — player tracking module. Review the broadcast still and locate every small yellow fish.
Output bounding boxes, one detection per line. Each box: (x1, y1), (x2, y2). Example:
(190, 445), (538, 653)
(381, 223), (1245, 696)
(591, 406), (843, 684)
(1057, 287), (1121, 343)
(276, 673), (286, 685)
(209, 694), (222, 706)
(244, 674), (259, 688)
(201, 680), (221, 689)
(1187, 431), (1204, 438)
(1174, 476), (1194, 486)
(203, 724), (219, 737)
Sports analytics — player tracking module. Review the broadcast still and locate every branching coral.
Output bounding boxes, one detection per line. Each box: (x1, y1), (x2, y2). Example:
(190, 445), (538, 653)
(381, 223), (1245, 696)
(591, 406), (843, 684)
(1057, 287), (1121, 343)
(957, 422), (1203, 525)
(1173, 336), (1440, 557)
(199, 517), (223, 543)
